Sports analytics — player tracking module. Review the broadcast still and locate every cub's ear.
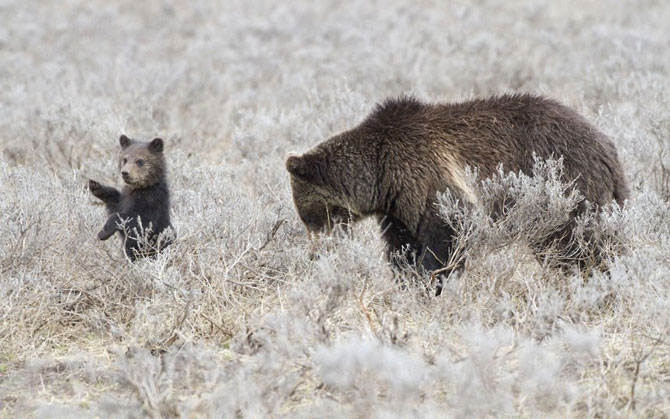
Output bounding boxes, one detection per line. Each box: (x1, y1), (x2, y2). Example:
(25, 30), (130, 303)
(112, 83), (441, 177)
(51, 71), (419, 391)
(149, 138), (164, 153)
(120, 135), (132, 149)
(286, 154), (324, 185)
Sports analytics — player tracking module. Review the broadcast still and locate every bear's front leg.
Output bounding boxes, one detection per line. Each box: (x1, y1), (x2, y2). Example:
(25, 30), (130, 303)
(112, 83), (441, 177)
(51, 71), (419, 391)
(378, 214), (421, 268)
(98, 213), (123, 240)
(89, 180), (121, 209)
(417, 216), (459, 272)
(415, 215), (463, 296)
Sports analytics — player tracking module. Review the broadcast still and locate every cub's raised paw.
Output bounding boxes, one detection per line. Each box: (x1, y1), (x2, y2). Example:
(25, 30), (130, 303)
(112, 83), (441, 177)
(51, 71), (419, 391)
(89, 179), (103, 196)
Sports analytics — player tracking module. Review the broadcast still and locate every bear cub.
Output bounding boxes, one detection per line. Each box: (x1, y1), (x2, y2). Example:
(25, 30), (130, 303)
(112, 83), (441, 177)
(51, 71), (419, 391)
(286, 94), (628, 284)
(89, 135), (173, 261)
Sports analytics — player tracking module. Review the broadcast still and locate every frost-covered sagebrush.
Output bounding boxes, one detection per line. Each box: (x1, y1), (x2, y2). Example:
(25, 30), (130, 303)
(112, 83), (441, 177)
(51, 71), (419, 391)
(435, 157), (627, 275)
(1, 0), (669, 417)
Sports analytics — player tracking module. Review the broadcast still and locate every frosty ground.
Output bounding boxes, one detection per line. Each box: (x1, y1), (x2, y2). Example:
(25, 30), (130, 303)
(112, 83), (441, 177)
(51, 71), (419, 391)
(0, 0), (668, 417)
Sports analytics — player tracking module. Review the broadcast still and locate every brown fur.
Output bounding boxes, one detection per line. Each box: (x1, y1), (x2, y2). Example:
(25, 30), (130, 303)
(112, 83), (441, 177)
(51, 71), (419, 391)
(89, 135), (173, 261)
(286, 94), (628, 282)
(118, 135), (166, 189)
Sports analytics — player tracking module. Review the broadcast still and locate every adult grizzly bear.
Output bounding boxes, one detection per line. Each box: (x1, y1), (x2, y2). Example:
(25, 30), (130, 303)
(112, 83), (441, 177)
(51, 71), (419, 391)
(89, 135), (174, 261)
(286, 94), (628, 280)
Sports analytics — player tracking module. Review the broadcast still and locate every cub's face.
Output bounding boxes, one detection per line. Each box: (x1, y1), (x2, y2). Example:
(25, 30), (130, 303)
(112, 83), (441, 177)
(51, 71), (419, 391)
(286, 154), (360, 234)
(118, 135), (165, 189)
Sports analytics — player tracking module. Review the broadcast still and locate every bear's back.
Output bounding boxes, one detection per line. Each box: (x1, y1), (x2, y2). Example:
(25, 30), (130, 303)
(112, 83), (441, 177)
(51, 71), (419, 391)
(368, 94), (628, 207)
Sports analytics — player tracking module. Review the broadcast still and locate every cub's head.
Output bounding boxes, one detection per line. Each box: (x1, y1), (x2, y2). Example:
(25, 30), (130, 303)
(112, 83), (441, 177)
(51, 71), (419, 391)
(286, 152), (362, 235)
(118, 135), (166, 189)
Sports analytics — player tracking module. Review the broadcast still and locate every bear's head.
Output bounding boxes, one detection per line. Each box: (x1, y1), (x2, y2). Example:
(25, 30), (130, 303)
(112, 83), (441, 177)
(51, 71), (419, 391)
(286, 147), (374, 234)
(118, 135), (166, 189)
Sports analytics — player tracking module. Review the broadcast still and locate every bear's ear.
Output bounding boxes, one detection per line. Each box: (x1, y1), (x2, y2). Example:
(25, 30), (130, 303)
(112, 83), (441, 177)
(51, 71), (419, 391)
(149, 138), (164, 153)
(120, 135), (132, 149)
(286, 154), (325, 185)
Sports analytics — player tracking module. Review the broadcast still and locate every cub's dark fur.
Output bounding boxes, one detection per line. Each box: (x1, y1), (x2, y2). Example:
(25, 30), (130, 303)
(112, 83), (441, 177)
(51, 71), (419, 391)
(89, 135), (173, 261)
(286, 94), (628, 281)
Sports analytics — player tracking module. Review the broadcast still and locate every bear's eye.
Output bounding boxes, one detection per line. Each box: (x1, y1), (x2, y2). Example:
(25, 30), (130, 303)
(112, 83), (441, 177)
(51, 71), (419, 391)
(136, 159), (145, 167)
(122, 157), (127, 165)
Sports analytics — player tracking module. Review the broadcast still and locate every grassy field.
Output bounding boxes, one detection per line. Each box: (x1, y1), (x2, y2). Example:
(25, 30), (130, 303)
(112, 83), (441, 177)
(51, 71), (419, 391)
(1, 0), (669, 417)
